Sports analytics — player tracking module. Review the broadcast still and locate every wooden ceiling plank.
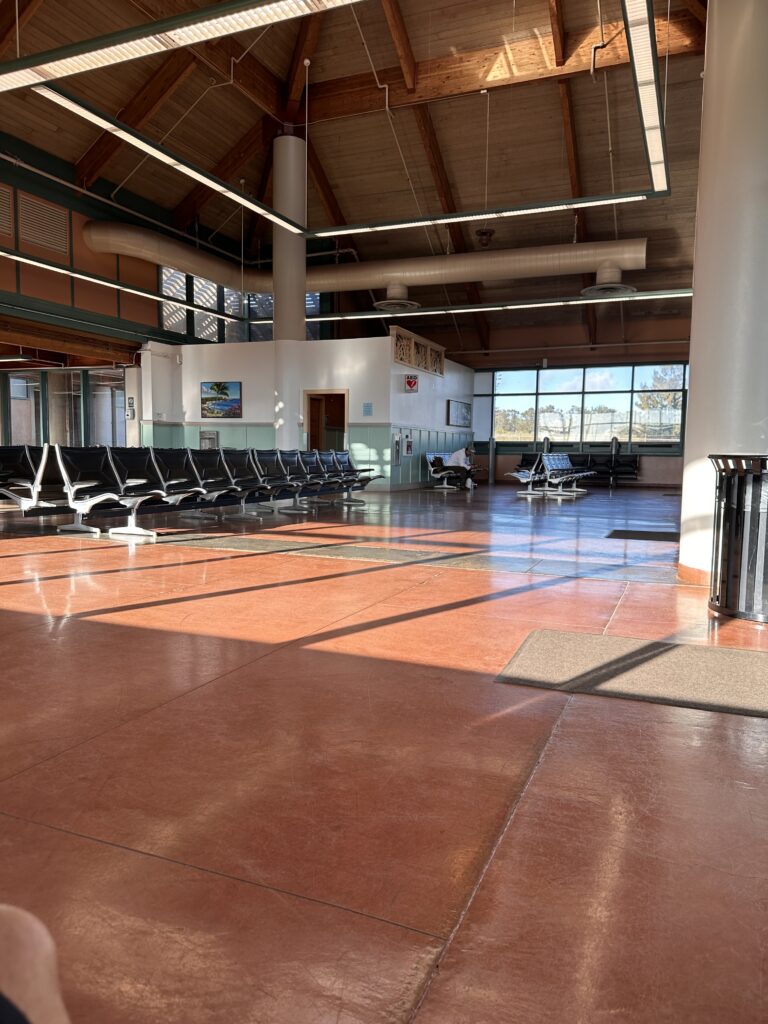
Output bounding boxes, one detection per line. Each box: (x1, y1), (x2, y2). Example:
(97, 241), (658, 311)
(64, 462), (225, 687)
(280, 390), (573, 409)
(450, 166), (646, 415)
(75, 50), (196, 187)
(0, 0), (44, 56)
(548, 0), (566, 67)
(557, 79), (595, 345)
(303, 12), (703, 122)
(126, 0), (285, 120)
(284, 14), (325, 122)
(194, 37), (284, 121)
(308, 141), (346, 227)
(679, 0), (707, 25)
(172, 119), (265, 228)
(380, 0), (417, 91)
(412, 104), (490, 350)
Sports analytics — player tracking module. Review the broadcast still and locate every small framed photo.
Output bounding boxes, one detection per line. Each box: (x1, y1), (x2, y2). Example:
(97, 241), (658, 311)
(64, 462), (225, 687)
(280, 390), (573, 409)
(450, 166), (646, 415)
(201, 381), (242, 419)
(447, 399), (472, 428)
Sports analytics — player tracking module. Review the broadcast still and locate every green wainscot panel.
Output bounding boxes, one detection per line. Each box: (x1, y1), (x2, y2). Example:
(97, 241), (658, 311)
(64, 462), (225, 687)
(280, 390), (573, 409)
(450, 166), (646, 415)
(150, 423), (184, 447)
(245, 424), (276, 448)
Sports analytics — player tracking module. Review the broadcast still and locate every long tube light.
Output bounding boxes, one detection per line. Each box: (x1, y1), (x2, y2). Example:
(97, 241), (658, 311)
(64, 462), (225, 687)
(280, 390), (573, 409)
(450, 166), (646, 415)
(308, 193), (650, 239)
(0, 247), (246, 323)
(249, 288), (693, 324)
(621, 0), (669, 193)
(0, 0), (365, 94)
(305, 2), (671, 240)
(35, 86), (304, 235)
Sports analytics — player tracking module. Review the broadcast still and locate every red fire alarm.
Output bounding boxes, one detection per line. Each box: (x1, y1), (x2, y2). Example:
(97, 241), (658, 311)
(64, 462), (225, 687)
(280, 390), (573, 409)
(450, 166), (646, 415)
(405, 374), (419, 393)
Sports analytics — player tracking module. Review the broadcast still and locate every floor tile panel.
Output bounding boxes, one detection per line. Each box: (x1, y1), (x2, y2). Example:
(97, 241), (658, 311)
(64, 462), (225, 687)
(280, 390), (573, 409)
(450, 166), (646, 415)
(0, 650), (567, 936)
(0, 618), (272, 779)
(0, 817), (441, 1024)
(413, 696), (768, 1024)
(339, 572), (627, 629)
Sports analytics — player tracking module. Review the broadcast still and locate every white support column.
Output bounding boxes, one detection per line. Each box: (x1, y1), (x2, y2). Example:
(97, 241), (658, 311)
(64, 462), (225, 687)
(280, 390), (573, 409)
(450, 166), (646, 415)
(679, 0), (768, 580)
(272, 133), (307, 449)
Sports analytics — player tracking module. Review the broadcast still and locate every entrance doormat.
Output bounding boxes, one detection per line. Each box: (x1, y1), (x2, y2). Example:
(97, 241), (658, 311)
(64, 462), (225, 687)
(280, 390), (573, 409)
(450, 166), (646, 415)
(607, 529), (680, 542)
(496, 630), (768, 718)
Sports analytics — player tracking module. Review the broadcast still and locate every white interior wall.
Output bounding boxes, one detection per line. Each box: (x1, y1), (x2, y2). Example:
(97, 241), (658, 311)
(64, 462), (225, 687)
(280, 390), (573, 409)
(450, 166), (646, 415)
(390, 358), (474, 429)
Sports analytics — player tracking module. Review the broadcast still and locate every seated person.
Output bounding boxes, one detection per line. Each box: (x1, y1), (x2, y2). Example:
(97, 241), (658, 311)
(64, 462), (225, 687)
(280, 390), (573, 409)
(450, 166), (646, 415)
(444, 445), (477, 490)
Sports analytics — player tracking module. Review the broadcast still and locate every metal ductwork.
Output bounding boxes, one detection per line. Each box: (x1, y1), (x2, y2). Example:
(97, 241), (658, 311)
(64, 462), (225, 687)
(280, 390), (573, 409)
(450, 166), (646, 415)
(83, 221), (647, 299)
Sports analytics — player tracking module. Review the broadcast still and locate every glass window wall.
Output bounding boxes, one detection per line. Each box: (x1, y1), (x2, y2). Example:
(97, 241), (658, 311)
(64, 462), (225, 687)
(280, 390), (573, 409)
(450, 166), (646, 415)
(89, 368), (126, 446)
(9, 372), (42, 445)
(47, 371), (82, 446)
(482, 362), (687, 447)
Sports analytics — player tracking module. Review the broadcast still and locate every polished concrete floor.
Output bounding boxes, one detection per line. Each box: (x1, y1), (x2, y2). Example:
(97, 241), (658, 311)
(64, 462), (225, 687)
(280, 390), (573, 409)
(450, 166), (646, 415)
(0, 487), (766, 1023)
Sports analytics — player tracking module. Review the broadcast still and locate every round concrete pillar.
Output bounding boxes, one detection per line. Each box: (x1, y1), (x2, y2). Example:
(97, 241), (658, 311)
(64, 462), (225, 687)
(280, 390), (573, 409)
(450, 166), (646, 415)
(273, 134), (307, 342)
(679, 0), (768, 581)
(272, 133), (307, 448)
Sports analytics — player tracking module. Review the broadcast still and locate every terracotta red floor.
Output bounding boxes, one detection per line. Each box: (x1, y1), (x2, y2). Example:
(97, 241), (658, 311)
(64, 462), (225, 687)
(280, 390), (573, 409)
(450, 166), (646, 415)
(0, 488), (766, 1023)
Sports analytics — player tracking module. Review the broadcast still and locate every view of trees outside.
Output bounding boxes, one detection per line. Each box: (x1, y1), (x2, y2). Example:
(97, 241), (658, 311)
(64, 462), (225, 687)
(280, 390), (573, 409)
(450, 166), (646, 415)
(582, 392), (631, 441)
(537, 399), (582, 442)
(632, 365), (684, 441)
(494, 398), (536, 441)
(491, 364), (686, 444)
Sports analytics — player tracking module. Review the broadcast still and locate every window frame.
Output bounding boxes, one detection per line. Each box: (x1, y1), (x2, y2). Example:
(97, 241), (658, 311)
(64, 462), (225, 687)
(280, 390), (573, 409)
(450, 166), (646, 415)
(476, 362), (688, 454)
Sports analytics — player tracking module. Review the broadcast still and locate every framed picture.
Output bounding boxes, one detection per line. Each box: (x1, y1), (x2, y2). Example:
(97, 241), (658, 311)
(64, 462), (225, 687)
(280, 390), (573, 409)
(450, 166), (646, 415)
(446, 399), (472, 428)
(201, 381), (242, 419)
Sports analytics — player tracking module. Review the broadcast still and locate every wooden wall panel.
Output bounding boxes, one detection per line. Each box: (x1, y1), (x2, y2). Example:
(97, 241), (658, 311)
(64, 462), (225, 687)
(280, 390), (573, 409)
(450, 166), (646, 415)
(118, 255), (159, 328)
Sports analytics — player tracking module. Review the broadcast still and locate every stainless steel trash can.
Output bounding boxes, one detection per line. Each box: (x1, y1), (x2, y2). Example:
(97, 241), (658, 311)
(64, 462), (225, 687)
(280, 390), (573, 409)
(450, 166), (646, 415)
(709, 454), (768, 622)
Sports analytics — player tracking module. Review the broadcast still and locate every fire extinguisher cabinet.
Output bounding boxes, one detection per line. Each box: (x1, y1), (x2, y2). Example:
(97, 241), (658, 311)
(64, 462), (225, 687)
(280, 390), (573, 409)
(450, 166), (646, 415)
(708, 454), (768, 622)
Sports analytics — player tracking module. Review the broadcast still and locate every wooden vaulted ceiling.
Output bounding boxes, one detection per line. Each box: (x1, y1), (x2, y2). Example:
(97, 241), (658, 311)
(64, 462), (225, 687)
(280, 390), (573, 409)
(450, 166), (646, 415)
(0, 0), (707, 359)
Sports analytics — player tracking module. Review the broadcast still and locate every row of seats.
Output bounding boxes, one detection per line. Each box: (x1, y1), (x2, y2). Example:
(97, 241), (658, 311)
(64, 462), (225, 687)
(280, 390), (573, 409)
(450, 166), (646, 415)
(506, 453), (596, 499)
(0, 445), (382, 541)
(515, 450), (639, 487)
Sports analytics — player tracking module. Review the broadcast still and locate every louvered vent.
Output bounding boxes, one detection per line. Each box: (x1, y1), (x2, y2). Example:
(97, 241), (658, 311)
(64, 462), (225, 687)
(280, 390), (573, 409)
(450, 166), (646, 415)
(0, 185), (12, 238)
(18, 193), (69, 255)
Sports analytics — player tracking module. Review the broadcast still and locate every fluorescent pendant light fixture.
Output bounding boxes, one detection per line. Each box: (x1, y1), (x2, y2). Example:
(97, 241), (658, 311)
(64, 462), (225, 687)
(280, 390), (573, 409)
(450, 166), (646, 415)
(0, 0), (365, 93)
(249, 288), (693, 324)
(0, 246), (246, 324)
(621, 0), (670, 193)
(34, 85), (304, 234)
(305, 2), (671, 241)
(308, 192), (650, 239)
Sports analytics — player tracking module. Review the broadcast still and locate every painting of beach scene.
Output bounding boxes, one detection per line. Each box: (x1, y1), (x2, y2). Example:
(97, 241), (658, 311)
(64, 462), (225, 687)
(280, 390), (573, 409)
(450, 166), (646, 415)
(201, 381), (242, 418)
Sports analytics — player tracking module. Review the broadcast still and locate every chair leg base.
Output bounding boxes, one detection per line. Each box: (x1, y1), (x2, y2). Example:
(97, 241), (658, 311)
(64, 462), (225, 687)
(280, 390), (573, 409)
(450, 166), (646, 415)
(108, 524), (157, 542)
(58, 513), (100, 536)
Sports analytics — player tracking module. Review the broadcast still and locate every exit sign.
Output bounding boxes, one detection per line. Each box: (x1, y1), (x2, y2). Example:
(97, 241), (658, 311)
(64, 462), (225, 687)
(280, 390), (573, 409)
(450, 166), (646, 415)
(404, 374), (419, 393)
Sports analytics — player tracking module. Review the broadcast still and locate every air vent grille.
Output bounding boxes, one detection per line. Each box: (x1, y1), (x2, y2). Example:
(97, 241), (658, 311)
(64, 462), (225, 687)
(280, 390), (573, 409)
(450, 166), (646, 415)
(0, 185), (12, 238)
(18, 193), (69, 256)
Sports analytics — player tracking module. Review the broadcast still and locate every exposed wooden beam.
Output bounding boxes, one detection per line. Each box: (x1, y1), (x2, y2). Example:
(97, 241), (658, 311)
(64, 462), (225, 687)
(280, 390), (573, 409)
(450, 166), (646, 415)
(0, 319), (140, 362)
(558, 79), (596, 346)
(75, 50), (195, 187)
(194, 36), (284, 121)
(172, 119), (265, 228)
(548, 0), (566, 67)
(679, 0), (707, 25)
(284, 14), (324, 122)
(380, 0), (417, 91)
(126, 0), (285, 120)
(302, 12), (703, 123)
(0, 0), (44, 56)
(245, 126), (279, 254)
(307, 142), (346, 227)
(412, 104), (490, 351)
(558, 80), (584, 221)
